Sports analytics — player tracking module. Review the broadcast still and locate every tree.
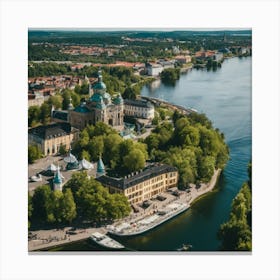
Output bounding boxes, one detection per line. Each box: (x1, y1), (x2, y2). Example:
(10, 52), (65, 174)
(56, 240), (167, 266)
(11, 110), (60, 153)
(58, 144), (67, 155)
(47, 95), (63, 109)
(28, 106), (40, 127)
(152, 115), (160, 126)
(160, 68), (180, 85)
(172, 110), (184, 125)
(28, 193), (33, 229)
(62, 90), (71, 110)
(217, 162), (252, 251)
(123, 149), (146, 173)
(64, 171), (89, 201)
(61, 188), (77, 223)
(39, 102), (51, 125)
(103, 134), (123, 166)
(31, 185), (52, 221)
(48, 190), (64, 223)
(122, 86), (139, 100)
(106, 194), (131, 220)
(197, 155), (215, 182)
(81, 150), (91, 161)
(145, 133), (160, 154)
(28, 145), (42, 164)
(88, 136), (104, 161)
(80, 83), (89, 95)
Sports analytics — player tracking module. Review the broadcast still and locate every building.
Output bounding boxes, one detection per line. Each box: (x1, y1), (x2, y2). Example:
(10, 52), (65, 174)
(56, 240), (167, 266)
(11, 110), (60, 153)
(146, 63), (164, 76)
(69, 70), (124, 130)
(28, 94), (45, 107)
(157, 59), (175, 69)
(96, 164), (178, 204)
(28, 122), (79, 156)
(124, 99), (155, 119)
(174, 55), (192, 64)
(195, 50), (216, 59)
(213, 52), (224, 62)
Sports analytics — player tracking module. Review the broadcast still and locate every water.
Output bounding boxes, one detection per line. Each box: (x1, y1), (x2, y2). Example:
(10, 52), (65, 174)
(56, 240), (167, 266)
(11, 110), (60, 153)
(53, 57), (252, 251)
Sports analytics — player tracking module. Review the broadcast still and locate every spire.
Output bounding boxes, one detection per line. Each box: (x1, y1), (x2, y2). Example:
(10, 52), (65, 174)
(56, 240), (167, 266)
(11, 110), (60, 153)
(96, 156), (105, 177)
(53, 165), (63, 191)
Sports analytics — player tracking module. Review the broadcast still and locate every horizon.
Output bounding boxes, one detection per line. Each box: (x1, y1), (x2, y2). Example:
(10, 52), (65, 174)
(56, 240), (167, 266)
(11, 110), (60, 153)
(28, 28), (251, 32)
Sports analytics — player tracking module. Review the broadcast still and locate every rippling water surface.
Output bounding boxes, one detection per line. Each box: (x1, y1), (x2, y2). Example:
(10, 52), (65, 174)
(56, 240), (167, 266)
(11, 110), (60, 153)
(54, 57), (252, 252)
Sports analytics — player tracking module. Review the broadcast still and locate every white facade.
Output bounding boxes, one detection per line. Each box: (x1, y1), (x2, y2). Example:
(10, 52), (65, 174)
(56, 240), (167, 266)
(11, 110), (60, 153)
(214, 52), (224, 62)
(124, 100), (155, 119)
(147, 63), (164, 76)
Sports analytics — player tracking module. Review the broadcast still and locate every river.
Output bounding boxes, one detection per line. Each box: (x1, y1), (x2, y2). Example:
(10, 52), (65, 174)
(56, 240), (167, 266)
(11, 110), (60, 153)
(51, 56), (252, 252)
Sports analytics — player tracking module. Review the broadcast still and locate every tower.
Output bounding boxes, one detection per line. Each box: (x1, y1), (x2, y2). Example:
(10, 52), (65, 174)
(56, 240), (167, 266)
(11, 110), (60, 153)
(68, 97), (74, 110)
(96, 156), (105, 177)
(53, 165), (63, 191)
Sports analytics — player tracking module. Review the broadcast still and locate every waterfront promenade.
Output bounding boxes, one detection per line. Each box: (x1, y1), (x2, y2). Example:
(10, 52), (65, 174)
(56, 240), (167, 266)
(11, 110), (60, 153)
(28, 169), (221, 252)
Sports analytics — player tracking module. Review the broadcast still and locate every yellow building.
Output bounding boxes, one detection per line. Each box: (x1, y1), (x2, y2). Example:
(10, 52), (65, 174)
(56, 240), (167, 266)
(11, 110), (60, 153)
(28, 122), (79, 156)
(97, 164), (178, 204)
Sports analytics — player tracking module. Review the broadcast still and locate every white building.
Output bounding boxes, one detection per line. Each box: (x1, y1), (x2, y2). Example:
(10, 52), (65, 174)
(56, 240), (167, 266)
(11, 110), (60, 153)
(214, 52), (224, 62)
(146, 63), (164, 76)
(124, 99), (155, 119)
(174, 55), (192, 64)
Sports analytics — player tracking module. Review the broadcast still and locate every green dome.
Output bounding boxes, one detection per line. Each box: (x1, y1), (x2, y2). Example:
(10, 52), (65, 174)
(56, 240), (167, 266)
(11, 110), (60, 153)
(74, 103), (90, 113)
(93, 82), (106, 90)
(90, 93), (103, 102)
(93, 73), (106, 90)
(113, 94), (123, 105)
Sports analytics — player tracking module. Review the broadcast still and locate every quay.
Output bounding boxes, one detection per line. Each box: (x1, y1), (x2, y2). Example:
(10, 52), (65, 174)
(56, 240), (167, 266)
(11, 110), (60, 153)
(107, 201), (189, 237)
(28, 169), (221, 251)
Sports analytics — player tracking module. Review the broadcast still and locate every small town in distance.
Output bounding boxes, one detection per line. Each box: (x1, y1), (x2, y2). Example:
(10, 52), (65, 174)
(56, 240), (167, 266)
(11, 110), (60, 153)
(28, 29), (252, 251)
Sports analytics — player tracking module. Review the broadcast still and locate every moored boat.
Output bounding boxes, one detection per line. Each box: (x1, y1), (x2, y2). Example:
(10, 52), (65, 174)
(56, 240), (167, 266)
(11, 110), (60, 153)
(90, 232), (125, 249)
(107, 202), (189, 237)
(177, 244), (193, 251)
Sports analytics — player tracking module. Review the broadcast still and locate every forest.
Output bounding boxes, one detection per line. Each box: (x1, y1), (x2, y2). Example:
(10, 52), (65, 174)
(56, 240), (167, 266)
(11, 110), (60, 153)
(217, 162), (252, 250)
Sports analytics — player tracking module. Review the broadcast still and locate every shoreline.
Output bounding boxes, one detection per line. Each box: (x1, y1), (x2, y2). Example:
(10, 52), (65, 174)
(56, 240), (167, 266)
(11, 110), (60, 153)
(29, 168), (221, 252)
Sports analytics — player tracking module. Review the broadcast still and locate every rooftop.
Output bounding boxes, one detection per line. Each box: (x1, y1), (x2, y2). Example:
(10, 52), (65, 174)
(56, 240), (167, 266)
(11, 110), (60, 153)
(28, 122), (76, 140)
(96, 163), (177, 190)
(124, 99), (153, 108)
(52, 110), (68, 121)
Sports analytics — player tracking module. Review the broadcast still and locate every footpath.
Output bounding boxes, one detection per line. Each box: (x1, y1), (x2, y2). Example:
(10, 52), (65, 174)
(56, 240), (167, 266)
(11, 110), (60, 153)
(28, 169), (221, 252)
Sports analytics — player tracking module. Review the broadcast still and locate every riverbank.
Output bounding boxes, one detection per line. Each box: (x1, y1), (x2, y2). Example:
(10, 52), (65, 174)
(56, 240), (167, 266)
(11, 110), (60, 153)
(28, 169), (221, 252)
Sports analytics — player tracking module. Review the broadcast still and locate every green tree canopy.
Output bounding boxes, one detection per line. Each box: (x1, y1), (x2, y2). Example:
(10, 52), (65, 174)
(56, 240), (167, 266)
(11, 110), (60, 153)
(28, 145), (42, 164)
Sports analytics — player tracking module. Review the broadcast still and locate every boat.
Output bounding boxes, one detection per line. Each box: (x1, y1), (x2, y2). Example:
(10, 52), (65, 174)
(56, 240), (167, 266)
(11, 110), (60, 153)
(90, 232), (125, 250)
(177, 244), (193, 251)
(107, 202), (189, 237)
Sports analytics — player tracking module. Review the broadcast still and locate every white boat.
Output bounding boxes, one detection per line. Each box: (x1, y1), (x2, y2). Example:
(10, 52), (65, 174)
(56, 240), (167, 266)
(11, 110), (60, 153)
(29, 174), (42, 182)
(90, 232), (125, 249)
(107, 202), (189, 237)
(177, 244), (193, 251)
